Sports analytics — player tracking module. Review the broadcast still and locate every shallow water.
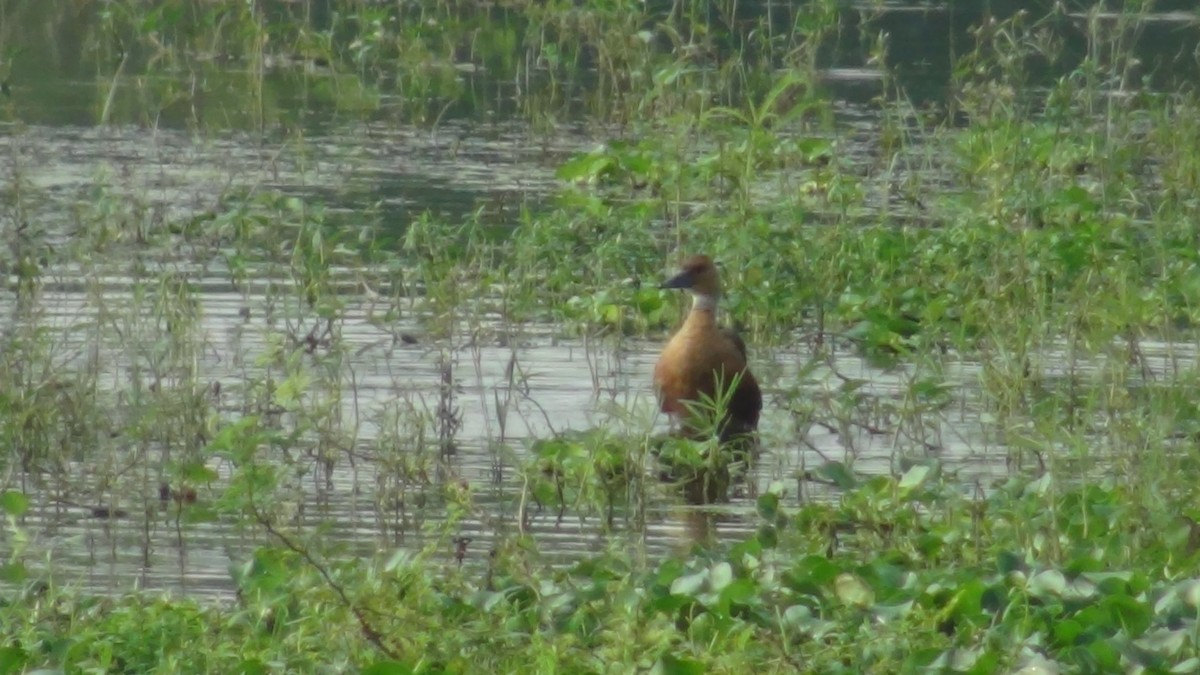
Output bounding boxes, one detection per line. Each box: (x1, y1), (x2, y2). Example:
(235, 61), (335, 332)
(3, 1), (1200, 599)
(6, 273), (1018, 598)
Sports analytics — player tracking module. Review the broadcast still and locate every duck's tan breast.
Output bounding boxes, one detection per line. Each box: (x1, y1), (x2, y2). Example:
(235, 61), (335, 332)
(654, 316), (761, 430)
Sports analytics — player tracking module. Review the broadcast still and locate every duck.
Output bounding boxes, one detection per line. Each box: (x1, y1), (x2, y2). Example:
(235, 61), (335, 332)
(654, 254), (762, 446)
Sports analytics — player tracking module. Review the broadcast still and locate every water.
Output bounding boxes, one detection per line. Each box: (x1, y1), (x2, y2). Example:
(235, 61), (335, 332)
(2, 0), (1198, 599)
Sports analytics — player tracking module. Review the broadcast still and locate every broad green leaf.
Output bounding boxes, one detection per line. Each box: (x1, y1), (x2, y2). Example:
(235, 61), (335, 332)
(671, 570), (707, 597)
(361, 661), (415, 675)
(814, 461), (857, 490)
(1028, 569), (1067, 597)
(835, 573), (873, 607)
(898, 464), (931, 493)
(0, 491), (28, 517)
(709, 562), (733, 592)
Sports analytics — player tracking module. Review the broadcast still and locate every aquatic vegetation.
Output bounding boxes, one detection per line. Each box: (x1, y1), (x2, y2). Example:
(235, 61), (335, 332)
(8, 472), (1200, 672)
(5, 0), (1200, 672)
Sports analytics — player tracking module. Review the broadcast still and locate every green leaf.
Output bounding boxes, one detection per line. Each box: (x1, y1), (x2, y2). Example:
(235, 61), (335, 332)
(1172, 658), (1200, 673)
(898, 465), (931, 493)
(360, 661), (415, 675)
(0, 646), (29, 672)
(556, 152), (615, 183)
(1053, 619), (1083, 646)
(786, 555), (842, 592)
(1104, 595), (1151, 637)
(814, 461), (857, 490)
(0, 491), (28, 516)
(671, 570), (707, 597)
(1028, 569), (1066, 597)
(720, 578), (757, 606)
(0, 562), (27, 584)
(658, 653), (705, 675)
(872, 600), (913, 620)
(835, 573), (873, 607)
(756, 524), (779, 549)
(1136, 628), (1187, 657)
(756, 491), (780, 520)
(1088, 640), (1120, 670)
(948, 579), (986, 624)
(181, 462), (219, 484)
(782, 604), (813, 630)
(1180, 579), (1200, 608)
(234, 659), (272, 675)
(709, 563), (733, 592)
(274, 372), (311, 408)
(996, 550), (1024, 574)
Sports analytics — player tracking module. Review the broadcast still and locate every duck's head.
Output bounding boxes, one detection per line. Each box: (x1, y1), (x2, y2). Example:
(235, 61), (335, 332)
(661, 254), (720, 309)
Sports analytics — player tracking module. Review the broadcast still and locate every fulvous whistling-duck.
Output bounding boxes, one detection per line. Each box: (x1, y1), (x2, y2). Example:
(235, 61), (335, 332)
(654, 255), (762, 445)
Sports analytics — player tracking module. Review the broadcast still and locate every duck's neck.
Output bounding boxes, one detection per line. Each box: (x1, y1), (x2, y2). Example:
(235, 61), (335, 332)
(688, 293), (718, 322)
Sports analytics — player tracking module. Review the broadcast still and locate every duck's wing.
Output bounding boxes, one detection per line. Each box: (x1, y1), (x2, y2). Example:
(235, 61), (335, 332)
(656, 323), (762, 435)
(720, 326), (749, 361)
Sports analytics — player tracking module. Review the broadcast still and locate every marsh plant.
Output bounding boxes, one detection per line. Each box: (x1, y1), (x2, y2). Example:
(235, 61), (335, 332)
(5, 0), (1200, 672)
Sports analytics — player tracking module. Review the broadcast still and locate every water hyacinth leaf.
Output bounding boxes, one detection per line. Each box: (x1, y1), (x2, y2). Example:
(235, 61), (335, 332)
(657, 653), (705, 675)
(1028, 569), (1067, 597)
(1086, 572), (1132, 597)
(556, 151), (615, 183)
(964, 648), (1001, 673)
(1180, 579), (1200, 608)
(834, 573), (873, 607)
(473, 590), (506, 612)
(1011, 653), (1064, 675)
(916, 532), (944, 558)
(671, 570), (708, 598)
(1053, 619), (1083, 646)
(781, 604), (814, 630)
(634, 287), (665, 317)
(720, 578), (757, 607)
(756, 523), (779, 549)
(784, 555), (841, 596)
(274, 371), (311, 408)
(731, 536), (764, 562)
(872, 600), (913, 621)
(1063, 553), (1104, 577)
(814, 461), (857, 490)
(864, 561), (908, 593)
(649, 593), (690, 615)
(181, 461), (219, 484)
(1025, 473), (1054, 497)
(655, 559), (686, 587)
(615, 588), (641, 614)
(0, 646), (28, 671)
(1064, 576), (1098, 600)
(531, 481), (560, 505)
(1104, 595), (1151, 637)
(0, 562), (27, 584)
(361, 662), (415, 675)
(904, 648), (945, 670)
(1134, 628), (1188, 657)
(709, 562), (733, 592)
(235, 660), (271, 675)
(0, 491), (28, 516)
(996, 550), (1024, 574)
(756, 490), (780, 520)
(897, 464), (931, 494)
(1086, 639), (1121, 670)
(1073, 605), (1107, 633)
(948, 579), (986, 622)
(1172, 658), (1200, 673)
